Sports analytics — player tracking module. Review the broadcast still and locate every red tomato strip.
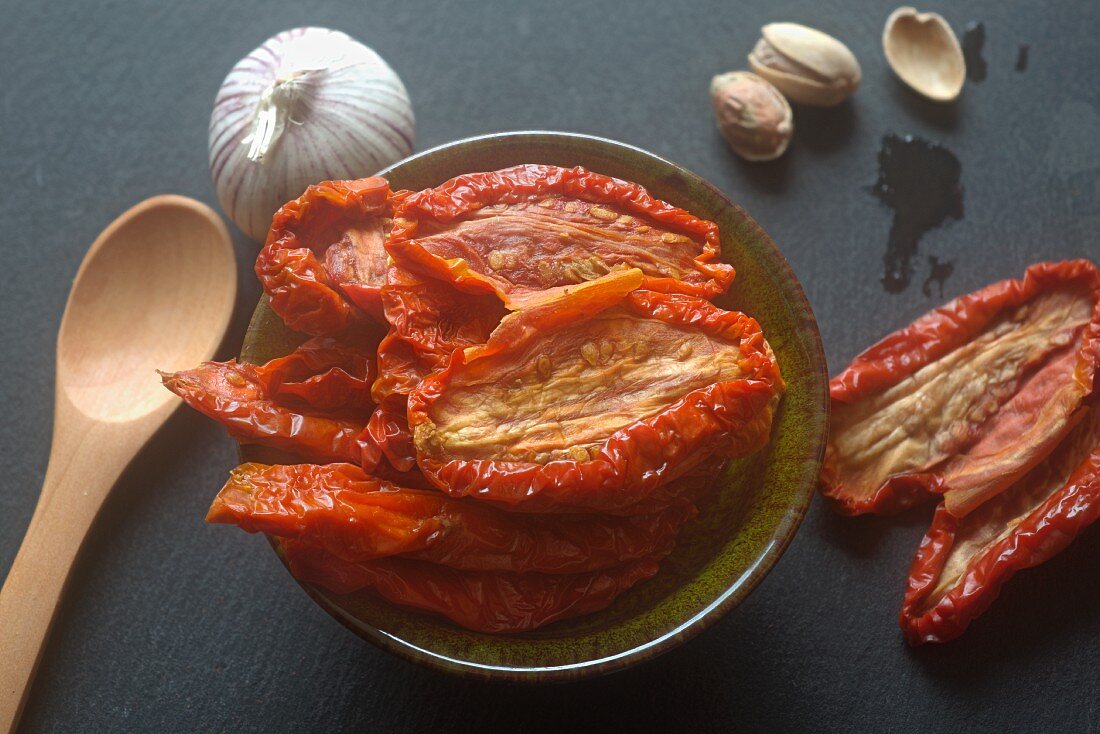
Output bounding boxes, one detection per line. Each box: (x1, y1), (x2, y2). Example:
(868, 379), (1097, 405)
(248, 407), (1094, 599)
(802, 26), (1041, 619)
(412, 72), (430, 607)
(365, 398), (418, 473)
(256, 178), (394, 333)
(368, 263), (509, 473)
(386, 164), (734, 308)
(239, 335), (376, 412)
(208, 462), (696, 574)
(372, 263), (506, 404)
(900, 406), (1100, 644)
(280, 540), (661, 633)
(160, 338), (377, 466)
(822, 260), (1100, 516)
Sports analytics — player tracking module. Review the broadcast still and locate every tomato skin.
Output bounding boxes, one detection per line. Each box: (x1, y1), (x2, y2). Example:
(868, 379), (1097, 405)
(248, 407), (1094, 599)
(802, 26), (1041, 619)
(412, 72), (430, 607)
(367, 261), (508, 474)
(280, 539), (662, 634)
(372, 263), (506, 405)
(159, 335), (379, 467)
(240, 335), (377, 412)
(365, 398), (418, 473)
(256, 177), (393, 335)
(900, 407), (1100, 644)
(208, 462), (698, 574)
(821, 260), (1100, 516)
(408, 287), (782, 514)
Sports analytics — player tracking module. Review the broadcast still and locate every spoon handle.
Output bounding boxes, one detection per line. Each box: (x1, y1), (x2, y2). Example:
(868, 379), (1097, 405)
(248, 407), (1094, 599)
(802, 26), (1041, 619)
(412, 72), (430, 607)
(0, 423), (132, 733)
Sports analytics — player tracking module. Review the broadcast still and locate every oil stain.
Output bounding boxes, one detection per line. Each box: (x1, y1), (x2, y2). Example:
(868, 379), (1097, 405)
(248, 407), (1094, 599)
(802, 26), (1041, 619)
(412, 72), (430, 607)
(922, 256), (955, 298)
(1016, 44), (1030, 72)
(962, 21), (987, 82)
(870, 134), (964, 293)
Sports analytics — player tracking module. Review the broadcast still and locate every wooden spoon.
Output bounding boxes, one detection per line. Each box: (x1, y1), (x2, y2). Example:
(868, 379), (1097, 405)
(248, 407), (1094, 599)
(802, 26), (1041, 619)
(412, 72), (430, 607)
(0, 196), (236, 731)
(883, 6), (966, 102)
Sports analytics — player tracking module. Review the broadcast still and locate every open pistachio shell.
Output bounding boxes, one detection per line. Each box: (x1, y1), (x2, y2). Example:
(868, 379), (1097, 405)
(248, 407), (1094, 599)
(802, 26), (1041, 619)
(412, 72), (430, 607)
(748, 22), (861, 107)
(883, 7), (965, 102)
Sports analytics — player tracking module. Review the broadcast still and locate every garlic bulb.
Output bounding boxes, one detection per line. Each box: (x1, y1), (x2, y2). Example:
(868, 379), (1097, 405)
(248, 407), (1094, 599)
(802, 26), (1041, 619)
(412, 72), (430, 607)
(209, 27), (415, 241)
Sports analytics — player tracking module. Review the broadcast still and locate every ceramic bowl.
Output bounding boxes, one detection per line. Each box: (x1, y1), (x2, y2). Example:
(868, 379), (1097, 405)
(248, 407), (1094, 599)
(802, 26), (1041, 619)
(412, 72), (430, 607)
(240, 131), (828, 682)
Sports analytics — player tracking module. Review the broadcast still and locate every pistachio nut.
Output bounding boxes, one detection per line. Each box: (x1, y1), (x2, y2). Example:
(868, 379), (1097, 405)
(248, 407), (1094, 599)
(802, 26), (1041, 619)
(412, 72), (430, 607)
(710, 71), (793, 162)
(748, 22), (861, 106)
(883, 7), (965, 102)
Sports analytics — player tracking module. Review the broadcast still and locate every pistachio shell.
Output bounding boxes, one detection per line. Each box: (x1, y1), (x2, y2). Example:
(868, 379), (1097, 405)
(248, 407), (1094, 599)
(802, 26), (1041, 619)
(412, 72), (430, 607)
(710, 71), (793, 162)
(883, 7), (965, 102)
(748, 22), (861, 106)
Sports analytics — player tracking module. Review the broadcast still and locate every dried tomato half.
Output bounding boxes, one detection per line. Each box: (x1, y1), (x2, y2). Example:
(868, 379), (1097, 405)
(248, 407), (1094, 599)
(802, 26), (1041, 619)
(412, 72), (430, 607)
(368, 263), (509, 472)
(592, 456), (728, 517)
(256, 177), (394, 334)
(900, 406), (1100, 644)
(208, 462), (695, 573)
(280, 539), (661, 633)
(386, 164), (734, 309)
(239, 335), (376, 412)
(365, 398), (418, 473)
(408, 276), (782, 513)
(822, 260), (1100, 516)
(373, 263), (506, 404)
(160, 338), (377, 465)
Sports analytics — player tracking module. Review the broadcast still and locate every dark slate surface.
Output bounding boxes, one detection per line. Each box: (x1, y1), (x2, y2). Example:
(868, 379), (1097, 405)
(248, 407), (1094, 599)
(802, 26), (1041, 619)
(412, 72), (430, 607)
(2, 0), (1099, 731)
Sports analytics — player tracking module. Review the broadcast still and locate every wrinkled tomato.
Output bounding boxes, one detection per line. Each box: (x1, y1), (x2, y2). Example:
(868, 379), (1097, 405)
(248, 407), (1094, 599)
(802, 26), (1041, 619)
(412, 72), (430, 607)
(900, 405), (1100, 644)
(159, 335), (379, 466)
(238, 335), (376, 411)
(386, 164), (734, 309)
(208, 462), (696, 573)
(368, 263), (509, 474)
(822, 260), (1100, 516)
(280, 539), (661, 633)
(256, 177), (395, 334)
(408, 273), (782, 513)
(372, 263), (506, 404)
(364, 397), (419, 473)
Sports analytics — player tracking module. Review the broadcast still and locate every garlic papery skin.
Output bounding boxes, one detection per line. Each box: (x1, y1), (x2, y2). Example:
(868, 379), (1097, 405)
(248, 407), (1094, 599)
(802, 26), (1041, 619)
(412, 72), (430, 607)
(209, 27), (415, 241)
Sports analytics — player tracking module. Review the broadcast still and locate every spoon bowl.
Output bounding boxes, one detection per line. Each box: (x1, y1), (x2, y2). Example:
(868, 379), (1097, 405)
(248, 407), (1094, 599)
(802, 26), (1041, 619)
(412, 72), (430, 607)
(59, 196), (235, 422)
(0, 195), (235, 732)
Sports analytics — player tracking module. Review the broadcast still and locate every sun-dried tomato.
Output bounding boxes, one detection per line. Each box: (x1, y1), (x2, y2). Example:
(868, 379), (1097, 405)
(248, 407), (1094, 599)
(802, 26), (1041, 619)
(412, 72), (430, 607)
(821, 260), (1100, 516)
(280, 539), (661, 633)
(370, 165), (738, 477)
(208, 462), (696, 573)
(900, 405), (1100, 644)
(366, 262), (509, 473)
(239, 335), (376, 412)
(365, 398), (418, 473)
(386, 164), (734, 309)
(160, 338), (377, 466)
(408, 275), (782, 513)
(372, 263), (506, 404)
(255, 177), (394, 334)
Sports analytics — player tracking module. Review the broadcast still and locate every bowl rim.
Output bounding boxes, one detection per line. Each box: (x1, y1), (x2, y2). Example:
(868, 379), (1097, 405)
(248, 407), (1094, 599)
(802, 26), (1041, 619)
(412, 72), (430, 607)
(243, 130), (828, 682)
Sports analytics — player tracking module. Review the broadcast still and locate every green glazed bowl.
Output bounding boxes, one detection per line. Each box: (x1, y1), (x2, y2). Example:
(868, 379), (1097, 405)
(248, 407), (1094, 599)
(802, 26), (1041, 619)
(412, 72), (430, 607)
(240, 131), (828, 682)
